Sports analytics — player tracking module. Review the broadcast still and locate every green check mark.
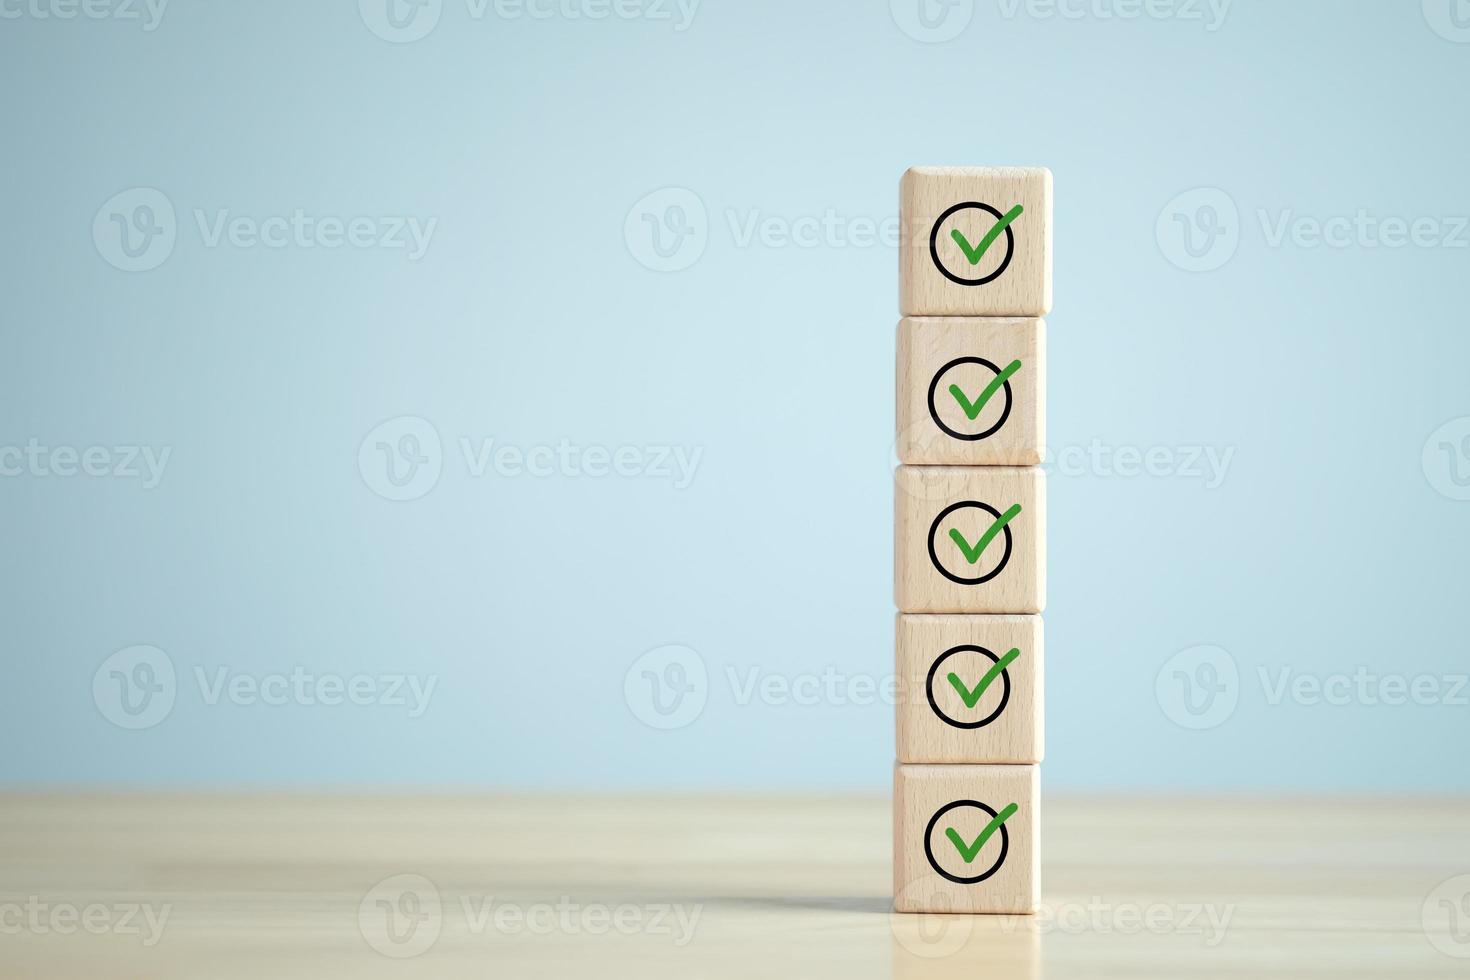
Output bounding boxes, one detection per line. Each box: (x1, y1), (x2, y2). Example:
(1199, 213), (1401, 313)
(947, 504), (1022, 565)
(949, 205), (1024, 266)
(944, 803), (1019, 864)
(946, 648), (1021, 709)
(948, 359), (1022, 421)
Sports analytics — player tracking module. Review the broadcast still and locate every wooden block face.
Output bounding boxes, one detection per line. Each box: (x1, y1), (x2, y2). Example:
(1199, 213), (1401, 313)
(896, 615), (1043, 764)
(900, 167), (1052, 317)
(894, 466), (1045, 613)
(897, 317), (1045, 466)
(893, 764), (1039, 914)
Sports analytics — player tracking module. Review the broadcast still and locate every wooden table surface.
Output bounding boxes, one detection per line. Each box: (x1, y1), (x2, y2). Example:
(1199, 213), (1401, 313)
(1, 794), (1467, 978)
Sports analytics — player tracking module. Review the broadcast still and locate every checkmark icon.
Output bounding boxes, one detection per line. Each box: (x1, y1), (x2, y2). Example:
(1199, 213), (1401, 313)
(948, 359), (1022, 421)
(949, 205), (1024, 266)
(947, 504), (1021, 565)
(945, 648), (1021, 709)
(944, 803), (1018, 864)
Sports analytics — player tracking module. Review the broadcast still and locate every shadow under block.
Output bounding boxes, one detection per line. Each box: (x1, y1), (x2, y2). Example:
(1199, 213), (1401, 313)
(896, 615), (1043, 764)
(893, 764), (1040, 914)
(900, 166), (1053, 317)
(894, 466), (1045, 614)
(897, 317), (1045, 466)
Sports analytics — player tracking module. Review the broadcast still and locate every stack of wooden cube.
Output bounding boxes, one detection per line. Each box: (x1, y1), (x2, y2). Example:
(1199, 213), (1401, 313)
(892, 167), (1051, 915)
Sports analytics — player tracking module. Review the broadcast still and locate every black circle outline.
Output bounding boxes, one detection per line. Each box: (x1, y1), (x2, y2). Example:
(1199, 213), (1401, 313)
(923, 799), (1010, 885)
(928, 202), (1017, 287)
(926, 501), (1014, 585)
(926, 356), (1014, 442)
(925, 644), (1012, 730)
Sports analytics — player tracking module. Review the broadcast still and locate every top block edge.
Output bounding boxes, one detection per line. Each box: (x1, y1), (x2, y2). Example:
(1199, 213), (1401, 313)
(903, 165), (1053, 181)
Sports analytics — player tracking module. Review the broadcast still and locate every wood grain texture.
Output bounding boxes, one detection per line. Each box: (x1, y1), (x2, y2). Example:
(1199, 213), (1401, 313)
(894, 764), (1040, 914)
(897, 317), (1046, 466)
(894, 465), (1045, 613)
(1, 794), (1468, 977)
(900, 167), (1053, 317)
(896, 614), (1043, 764)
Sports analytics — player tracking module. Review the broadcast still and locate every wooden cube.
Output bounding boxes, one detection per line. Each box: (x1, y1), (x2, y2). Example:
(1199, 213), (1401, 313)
(900, 167), (1052, 317)
(896, 615), (1043, 764)
(894, 466), (1045, 613)
(894, 763), (1039, 914)
(897, 317), (1045, 466)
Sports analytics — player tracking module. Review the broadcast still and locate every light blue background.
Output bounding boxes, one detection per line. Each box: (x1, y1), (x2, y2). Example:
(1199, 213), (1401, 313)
(2, 0), (1467, 793)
